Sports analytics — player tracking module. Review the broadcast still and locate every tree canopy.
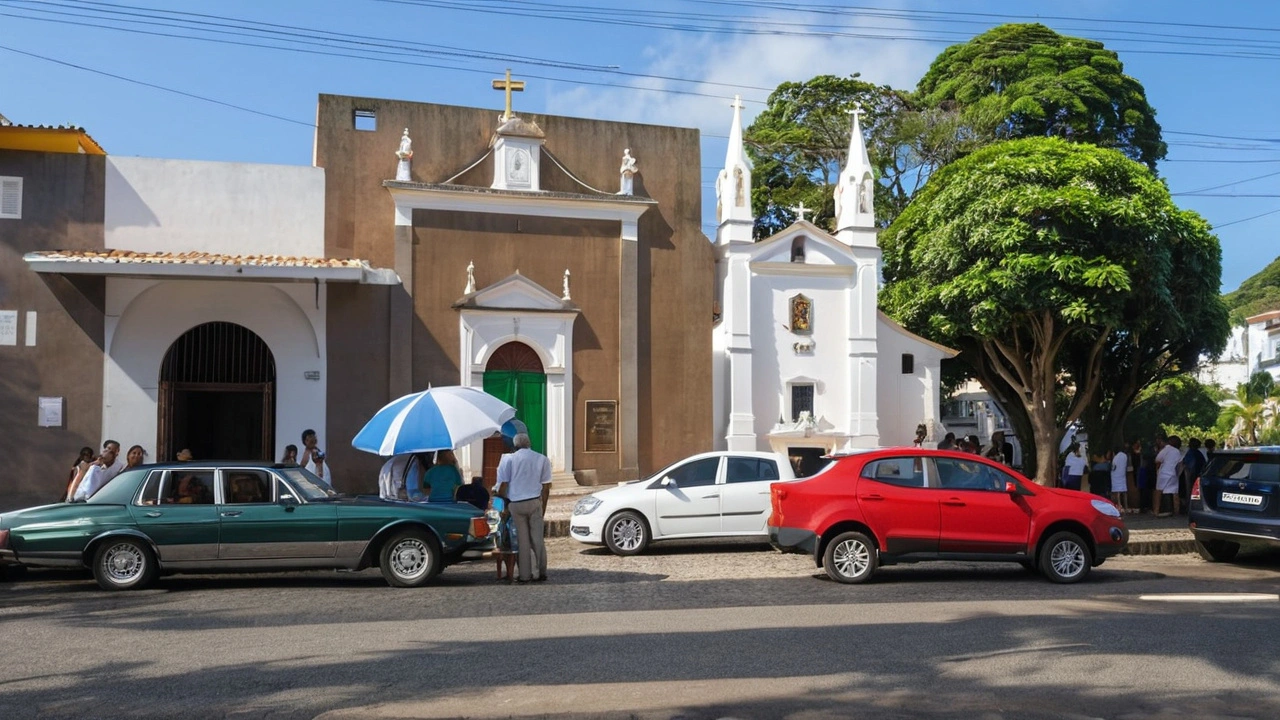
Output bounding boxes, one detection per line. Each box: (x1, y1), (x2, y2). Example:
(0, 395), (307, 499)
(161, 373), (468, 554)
(880, 137), (1224, 484)
(916, 23), (1167, 170)
(1123, 375), (1222, 443)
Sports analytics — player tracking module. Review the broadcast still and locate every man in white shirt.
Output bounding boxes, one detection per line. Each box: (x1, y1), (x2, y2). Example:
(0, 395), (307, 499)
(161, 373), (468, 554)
(493, 433), (552, 583)
(1109, 446), (1130, 514)
(70, 441), (122, 501)
(1154, 435), (1183, 517)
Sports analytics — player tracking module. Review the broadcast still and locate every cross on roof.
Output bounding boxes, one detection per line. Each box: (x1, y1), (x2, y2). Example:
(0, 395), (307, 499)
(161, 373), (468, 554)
(492, 69), (526, 121)
(789, 201), (810, 222)
(730, 94), (744, 111)
(848, 103), (864, 123)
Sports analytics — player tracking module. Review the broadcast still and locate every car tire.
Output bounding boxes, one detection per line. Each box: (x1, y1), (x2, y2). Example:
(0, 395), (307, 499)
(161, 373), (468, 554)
(92, 537), (157, 591)
(1039, 531), (1092, 584)
(1195, 538), (1240, 563)
(823, 531), (878, 584)
(379, 529), (442, 588)
(604, 511), (649, 556)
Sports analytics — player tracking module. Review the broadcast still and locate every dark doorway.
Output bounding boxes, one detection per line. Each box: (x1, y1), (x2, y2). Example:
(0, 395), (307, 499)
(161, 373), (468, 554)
(481, 341), (546, 487)
(159, 322), (276, 462)
(788, 447), (830, 478)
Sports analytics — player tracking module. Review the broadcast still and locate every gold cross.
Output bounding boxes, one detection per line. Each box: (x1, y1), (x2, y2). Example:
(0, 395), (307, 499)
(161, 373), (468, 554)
(492, 69), (525, 121)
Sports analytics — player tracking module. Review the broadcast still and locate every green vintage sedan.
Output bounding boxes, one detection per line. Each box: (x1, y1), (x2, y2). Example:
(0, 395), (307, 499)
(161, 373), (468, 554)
(0, 463), (491, 590)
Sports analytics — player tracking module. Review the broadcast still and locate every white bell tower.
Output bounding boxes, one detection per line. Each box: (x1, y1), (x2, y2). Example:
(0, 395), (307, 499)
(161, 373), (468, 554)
(715, 95), (754, 248)
(834, 105), (877, 248)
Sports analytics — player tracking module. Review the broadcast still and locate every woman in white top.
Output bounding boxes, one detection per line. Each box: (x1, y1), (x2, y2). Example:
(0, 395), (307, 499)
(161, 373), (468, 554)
(1062, 443), (1087, 491)
(1109, 446), (1131, 514)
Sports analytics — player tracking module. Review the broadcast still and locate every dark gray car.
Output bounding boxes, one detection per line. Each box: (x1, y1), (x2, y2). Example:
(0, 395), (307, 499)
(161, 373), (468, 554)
(1189, 447), (1280, 562)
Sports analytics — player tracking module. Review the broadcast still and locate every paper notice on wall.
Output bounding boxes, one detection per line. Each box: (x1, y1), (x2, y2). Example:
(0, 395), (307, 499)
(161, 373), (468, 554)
(24, 311), (36, 346)
(0, 310), (17, 346)
(38, 396), (64, 428)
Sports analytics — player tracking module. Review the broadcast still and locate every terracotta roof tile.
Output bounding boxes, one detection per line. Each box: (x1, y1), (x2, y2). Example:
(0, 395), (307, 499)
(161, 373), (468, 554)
(28, 249), (366, 269)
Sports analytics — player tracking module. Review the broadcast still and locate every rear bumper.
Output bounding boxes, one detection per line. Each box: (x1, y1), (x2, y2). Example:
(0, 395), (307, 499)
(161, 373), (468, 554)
(769, 525), (818, 556)
(1190, 511), (1280, 547)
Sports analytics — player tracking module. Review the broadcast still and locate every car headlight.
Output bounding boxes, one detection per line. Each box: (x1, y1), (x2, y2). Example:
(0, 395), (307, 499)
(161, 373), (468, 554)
(574, 496), (602, 516)
(1091, 499), (1121, 518)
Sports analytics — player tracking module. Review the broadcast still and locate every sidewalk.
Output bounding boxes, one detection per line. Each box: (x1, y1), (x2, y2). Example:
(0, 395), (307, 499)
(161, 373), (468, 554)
(539, 483), (1197, 555)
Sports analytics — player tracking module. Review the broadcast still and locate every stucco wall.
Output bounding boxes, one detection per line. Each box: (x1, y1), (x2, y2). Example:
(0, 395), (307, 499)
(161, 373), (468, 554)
(104, 278), (327, 465)
(0, 149), (105, 511)
(877, 316), (950, 447)
(105, 157), (325, 257)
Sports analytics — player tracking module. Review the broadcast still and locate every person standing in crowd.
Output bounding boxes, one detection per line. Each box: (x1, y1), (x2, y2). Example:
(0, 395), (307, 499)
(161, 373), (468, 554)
(1088, 448), (1111, 498)
(124, 445), (146, 470)
(63, 446), (94, 501)
(1110, 443), (1131, 514)
(426, 449), (464, 502)
(300, 429), (320, 471)
(176, 448), (194, 462)
(1203, 438), (1217, 462)
(493, 433), (552, 584)
(378, 454), (411, 500)
(985, 431), (1014, 466)
(1154, 435), (1183, 517)
(937, 432), (957, 451)
(1126, 439), (1141, 511)
(311, 450), (332, 485)
(69, 441), (122, 501)
(912, 424), (928, 448)
(455, 476), (491, 511)
(1180, 438), (1205, 515)
(281, 444), (298, 464)
(965, 435), (983, 455)
(492, 495), (517, 583)
(1062, 442), (1087, 490)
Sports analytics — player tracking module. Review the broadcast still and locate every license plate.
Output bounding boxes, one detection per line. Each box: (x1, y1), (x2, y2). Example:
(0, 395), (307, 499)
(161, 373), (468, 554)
(1221, 492), (1263, 506)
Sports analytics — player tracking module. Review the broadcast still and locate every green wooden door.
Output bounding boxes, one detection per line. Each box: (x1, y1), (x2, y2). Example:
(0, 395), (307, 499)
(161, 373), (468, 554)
(483, 370), (547, 454)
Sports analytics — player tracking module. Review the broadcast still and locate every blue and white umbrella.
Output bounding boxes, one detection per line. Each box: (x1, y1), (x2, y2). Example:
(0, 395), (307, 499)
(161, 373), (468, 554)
(352, 386), (516, 456)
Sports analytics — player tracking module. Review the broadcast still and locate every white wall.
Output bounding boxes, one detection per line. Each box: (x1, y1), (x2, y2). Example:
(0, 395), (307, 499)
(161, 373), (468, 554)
(105, 157), (325, 257)
(104, 278), (327, 462)
(876, 317), (949, 447)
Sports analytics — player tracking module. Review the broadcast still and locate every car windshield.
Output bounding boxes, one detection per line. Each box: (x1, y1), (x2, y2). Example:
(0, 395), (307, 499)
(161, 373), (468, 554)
(278, 466), (340, 501)
(1204, 454), (1280, 483)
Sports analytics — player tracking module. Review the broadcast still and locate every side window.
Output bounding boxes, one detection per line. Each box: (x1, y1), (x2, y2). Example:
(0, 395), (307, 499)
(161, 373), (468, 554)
(223, 470), (272, 504)
(136, 471), (163, 505)
(667, 458), (721, 488)
(162, 470), (216, 505)
(725, 457), (780, 484)
(935, 458), (1002, 491)
(861, 458), (926, 488)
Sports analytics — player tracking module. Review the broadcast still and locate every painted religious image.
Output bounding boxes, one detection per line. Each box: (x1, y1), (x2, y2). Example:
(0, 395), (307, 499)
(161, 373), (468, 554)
(585, 400), (617, 453)
(790, 294), (813, 335)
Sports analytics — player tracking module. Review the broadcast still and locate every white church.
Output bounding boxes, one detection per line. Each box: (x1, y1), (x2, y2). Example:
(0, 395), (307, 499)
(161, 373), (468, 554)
(711, 100), (956, 474)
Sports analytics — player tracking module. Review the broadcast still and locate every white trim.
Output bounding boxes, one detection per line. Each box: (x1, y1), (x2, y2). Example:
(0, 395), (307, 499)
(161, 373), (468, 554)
(750, 262), (855, 277)
(0, 176), (21, 219)
(386, 182), (654, 237)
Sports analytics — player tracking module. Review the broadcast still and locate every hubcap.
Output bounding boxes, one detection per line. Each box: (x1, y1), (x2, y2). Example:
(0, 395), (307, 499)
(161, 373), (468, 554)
(391, 538), (429, 580)
(832, 538), (870, 579)
(610, 517), (644, 551)
(1050, 540), (1085, 578)
(103, 543), (144, 583)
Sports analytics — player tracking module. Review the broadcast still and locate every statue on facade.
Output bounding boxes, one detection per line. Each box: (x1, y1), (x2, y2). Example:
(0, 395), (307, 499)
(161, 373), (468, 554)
(562, 268), (572, 301)
(859, 176), (873, 214)
(465, 260), (476, 294)
(395, 128), (413, 182)
(619, 149), (637, 195)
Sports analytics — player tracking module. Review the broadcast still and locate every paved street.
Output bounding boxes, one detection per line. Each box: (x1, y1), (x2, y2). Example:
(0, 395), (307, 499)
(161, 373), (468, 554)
(2, 540), (1279, 719)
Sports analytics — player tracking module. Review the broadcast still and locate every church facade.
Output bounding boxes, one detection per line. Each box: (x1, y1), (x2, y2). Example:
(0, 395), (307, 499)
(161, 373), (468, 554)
(711, 101), (956, 474)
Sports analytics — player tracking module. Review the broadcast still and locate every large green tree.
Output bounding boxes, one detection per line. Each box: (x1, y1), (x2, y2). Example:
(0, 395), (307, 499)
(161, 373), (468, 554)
(916, 23), (1167, 170)
(1123, 375), (1222, 444)
(880, 137), (1222, 485)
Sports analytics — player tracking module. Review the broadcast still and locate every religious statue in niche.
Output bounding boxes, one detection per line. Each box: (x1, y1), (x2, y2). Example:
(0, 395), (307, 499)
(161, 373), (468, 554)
(395, 128), (413, 182)
(507, 148), (531, 185)
(734, 166), (745, 206)
(790, 294), (813, 335)
(619, 149), (637, 195)
(859, 175), (873, 213)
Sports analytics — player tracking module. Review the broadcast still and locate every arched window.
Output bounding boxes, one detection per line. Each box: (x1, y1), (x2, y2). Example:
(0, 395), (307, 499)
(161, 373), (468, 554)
(790, 237), (805, 263)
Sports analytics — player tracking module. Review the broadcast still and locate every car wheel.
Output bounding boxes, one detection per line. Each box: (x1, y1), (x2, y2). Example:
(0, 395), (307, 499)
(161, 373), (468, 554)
(379, 530), (442, 588)
(1195, 538), (1240, 563)
(604, 511), (649, 556)
(823, 531), (878, 584)
(1039, 531), (1091, 584)
(92, 537), (157, 591)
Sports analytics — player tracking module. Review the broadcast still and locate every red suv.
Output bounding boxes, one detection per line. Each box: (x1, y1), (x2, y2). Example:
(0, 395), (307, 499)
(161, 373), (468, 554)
(769, 448), (1128, 583)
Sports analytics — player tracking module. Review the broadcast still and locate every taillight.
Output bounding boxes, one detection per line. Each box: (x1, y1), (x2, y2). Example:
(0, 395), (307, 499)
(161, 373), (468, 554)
(470, 517), (489, 538)
(1190, 478), (1201, 501)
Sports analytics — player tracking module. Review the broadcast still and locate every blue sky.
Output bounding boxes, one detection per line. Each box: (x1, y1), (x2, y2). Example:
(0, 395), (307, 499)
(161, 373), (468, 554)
(1, 0), (1276, 292)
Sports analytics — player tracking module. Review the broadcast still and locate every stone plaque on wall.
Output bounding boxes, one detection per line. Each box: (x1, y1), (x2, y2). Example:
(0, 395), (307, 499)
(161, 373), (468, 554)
(585, 400), (617, 453)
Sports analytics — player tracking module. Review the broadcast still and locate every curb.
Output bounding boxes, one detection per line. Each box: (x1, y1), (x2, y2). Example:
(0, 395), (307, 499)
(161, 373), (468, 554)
(1119, 538), (1197, 556)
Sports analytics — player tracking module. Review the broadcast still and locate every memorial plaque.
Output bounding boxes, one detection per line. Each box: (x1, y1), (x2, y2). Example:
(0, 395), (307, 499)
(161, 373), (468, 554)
(584, 400), (617, 453)
(38, 396), (64, 428)
(0, 310), (16, 346)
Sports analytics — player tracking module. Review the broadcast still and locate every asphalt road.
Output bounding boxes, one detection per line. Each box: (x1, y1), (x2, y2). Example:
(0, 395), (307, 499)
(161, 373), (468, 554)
(2, 540), (1279, 720)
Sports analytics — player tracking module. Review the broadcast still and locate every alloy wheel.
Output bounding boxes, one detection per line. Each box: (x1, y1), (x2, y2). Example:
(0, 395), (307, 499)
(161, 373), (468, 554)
(102, 542), (145, 583)
(1049, 539), (1086, 579)
(390, 538), (430, 581)
(832, 537), (870, 579)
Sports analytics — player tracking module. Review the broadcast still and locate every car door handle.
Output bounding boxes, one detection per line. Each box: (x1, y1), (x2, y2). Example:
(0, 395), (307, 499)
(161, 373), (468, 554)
(703, 494), (720, 499)
(220, 510), (243, 517)
(862, 494), (884, 501)
(942, 498), (966, 507)
(144, 511), (162, 517)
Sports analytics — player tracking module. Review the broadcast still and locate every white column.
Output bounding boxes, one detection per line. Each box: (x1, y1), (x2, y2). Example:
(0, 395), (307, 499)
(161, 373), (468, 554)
(724, 253), (756, 450)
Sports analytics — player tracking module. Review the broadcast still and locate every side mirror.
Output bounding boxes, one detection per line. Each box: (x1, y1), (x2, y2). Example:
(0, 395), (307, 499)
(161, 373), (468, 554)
(660, 477), (677, 488)
(279, 493), (298, 510)
(1004, 481), (1019, 494)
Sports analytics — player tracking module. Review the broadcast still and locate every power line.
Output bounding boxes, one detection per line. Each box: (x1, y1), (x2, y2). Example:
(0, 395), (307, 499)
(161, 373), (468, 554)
(1215, 206), (1280, 229)
(1173, 168), (1280, 196)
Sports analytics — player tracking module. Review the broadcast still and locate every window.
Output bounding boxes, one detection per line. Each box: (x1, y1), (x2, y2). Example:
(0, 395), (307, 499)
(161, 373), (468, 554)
(934, 458), (1005, 492)
(136, 470), (163, 505)
(353, 109), (377, 131)
(666, 457), (721, 488)
(791, 383), (815, 421)
(223, 470), (272, 504)
(790, 237), (805, 263)
(726, 457), (781, 484)
(861, 458), (926, 488)
(0, 176), (21, 219)
(161, 470), (216, 504)
(901, 353), (914, 374)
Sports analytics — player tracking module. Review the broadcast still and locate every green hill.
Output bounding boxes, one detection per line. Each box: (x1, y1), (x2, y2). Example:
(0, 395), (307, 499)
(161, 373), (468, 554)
(1224, 255), (1280, 324)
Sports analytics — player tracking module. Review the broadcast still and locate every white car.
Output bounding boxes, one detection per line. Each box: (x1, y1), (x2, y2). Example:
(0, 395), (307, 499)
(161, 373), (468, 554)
(569, 451), (797, 555)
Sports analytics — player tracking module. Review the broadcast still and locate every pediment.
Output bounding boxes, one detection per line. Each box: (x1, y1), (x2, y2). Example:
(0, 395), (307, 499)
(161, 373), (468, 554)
(747, 220), (856, 266)
(453, 271), (578, 312)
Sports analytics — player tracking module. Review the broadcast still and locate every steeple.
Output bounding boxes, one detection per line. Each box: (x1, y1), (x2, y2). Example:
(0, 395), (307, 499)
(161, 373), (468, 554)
(835, 105), (877, 247)
(715, 95), (754, 247)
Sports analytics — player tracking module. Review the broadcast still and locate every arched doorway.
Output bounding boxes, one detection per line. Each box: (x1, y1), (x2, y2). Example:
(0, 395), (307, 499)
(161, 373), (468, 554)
(158, 322), (276, 461)
(480, 341), (546, 485)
